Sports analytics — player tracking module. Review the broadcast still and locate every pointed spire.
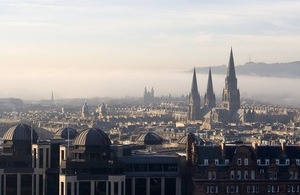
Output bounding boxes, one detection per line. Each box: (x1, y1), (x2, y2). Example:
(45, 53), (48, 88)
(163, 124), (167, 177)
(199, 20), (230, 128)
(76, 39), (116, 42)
(204, 67), (216, 107)
(51, 91), (54, 102)
(227, 47), (236, 78)
(191, 67), (199, 93)
(206, 67), (214, 93)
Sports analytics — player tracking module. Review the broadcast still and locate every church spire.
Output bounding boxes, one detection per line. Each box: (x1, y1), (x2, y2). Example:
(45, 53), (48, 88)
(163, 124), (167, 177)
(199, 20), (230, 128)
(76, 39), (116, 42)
(187, 67), (201, 121)
(204, 67), (216, 107)
(207, 67), (213, 94)
(191, 67), (199, 93)
(222, 48), (240, 121)
(227, 47), (236, 79)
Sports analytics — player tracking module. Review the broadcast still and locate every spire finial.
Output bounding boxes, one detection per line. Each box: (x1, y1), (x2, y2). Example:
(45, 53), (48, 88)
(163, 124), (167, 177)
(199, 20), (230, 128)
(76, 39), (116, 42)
(227, 47), (236, 78)
(191, 67), (199, 93)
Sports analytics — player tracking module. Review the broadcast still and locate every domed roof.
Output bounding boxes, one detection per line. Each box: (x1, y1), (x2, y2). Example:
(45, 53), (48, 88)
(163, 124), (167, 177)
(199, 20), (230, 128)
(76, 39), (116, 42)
(177, 134), (205, 145)
(3, 123), (38, 142)
(136, 132), (163, 145)
(54, 127), (78, 140)
(73, 127), (111, 146)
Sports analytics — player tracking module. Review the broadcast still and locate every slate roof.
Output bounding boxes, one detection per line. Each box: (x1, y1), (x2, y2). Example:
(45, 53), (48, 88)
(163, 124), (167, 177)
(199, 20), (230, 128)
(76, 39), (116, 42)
(73, 128), (111, 146)
(54, 127), (78, 140)
(3, 123), (38, 142)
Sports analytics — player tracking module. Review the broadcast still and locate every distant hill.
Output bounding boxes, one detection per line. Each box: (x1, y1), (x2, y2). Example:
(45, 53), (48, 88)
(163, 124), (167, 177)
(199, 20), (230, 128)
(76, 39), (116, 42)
(195, 61), (300, 78)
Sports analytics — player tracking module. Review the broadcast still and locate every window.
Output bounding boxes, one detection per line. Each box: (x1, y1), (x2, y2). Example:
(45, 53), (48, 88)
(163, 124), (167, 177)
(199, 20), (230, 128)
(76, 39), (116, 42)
(61, 150), (65, 161)
(276, 159), (279, 165)
(257, 159), (261, 165)
(290, 171), (294, 179)
(206, 186), (218, 194)
(149, 164), (162, 172)
(265, 159), (269, 165)
(256, 186), (259, 193)
(260, 169), (264, 174)
(204, 159), (209, 165)
(296, 159), (300, 165)
(244, 158), (248, 165)
(230, 171), (234, 180)
(286, 159), (290, 165)
(39, 148), (43, 168)
(244, 170), (248, 179)
(208, 172), (212, 180)
(247, 186), (250, 193)
(61, 182), (64, 195)
(237, 170), (241, 180)
(251, 170), (256, 179)
(212, 172), (216, 180)
(163, 164), (177, 172)
(215, 159), (219, 165)
(225, 159), (229, 165)
(290, 171), (298, 179)
(237, 158), (241, 166)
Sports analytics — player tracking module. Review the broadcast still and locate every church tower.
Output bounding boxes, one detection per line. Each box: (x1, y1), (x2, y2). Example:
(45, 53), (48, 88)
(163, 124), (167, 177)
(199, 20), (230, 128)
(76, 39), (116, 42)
(187, 68), (201, 121)
(222, 48), (240, 117)
(81, 101), (89, 118)
(204, 67), (216, 108)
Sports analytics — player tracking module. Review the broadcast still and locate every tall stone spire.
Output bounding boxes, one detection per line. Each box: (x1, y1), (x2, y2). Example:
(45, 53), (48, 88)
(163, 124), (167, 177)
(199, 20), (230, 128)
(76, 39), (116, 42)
(204, 67), (216, 108)
(191, 67), (199, 94)
(51, 91), (54, 103)
(187, 67), (201, 121)
(222, 48), (240, 120)
(227, 47), (236, 79)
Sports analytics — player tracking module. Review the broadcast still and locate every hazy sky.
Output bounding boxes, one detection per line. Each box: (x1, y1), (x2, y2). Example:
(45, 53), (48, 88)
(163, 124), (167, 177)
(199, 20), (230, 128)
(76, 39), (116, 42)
(1, 0), (300, 99)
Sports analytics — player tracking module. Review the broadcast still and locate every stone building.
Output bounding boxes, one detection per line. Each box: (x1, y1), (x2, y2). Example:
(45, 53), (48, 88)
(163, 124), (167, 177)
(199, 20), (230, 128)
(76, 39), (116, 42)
(186, 133), (300, 195)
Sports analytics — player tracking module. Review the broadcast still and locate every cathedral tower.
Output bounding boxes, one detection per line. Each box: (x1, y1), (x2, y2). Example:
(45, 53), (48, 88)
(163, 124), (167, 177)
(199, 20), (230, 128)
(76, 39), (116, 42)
(204, 67), (216, 108)
(187, 68), (201, 120)
(222, 48), (240, 117)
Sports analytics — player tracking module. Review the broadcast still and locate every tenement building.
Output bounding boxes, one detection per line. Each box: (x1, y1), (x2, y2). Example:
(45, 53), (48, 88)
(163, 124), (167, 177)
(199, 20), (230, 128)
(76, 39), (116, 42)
(186, 133), (300, 195)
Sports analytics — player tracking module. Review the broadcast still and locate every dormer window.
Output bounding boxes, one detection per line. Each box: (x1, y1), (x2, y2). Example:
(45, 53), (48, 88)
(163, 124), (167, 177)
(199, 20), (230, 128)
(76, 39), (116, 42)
(204, 159), (209, 165)
(237, 158), (241, 166)
(225, 159), (229, 165)
(266, 159), (270, 165)
(215, 159), (219, 165)
(244, 158), (248, 165)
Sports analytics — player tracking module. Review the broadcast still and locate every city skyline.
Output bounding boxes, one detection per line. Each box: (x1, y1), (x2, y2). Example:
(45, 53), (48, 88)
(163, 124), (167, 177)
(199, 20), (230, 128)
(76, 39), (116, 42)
(1, 0), (300, 100)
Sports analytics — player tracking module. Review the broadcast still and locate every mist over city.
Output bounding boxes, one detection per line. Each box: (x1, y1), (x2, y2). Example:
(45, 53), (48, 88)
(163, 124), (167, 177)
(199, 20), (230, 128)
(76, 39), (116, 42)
(1, 66), (300, 106)
(1, 1), (300, 195)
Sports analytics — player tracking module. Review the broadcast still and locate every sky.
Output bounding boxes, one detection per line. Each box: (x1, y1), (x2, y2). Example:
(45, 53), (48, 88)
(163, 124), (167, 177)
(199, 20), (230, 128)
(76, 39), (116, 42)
(1, 0), (300, 100)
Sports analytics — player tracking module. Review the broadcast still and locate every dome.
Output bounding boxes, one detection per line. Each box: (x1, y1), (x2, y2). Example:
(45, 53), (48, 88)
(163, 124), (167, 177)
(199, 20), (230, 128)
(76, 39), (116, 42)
(73, 128), (111, 146)
(177, 134), (205, 145)
(136, 132), (163, 145)
(3, 123), (38, 142)
(54, 127), (78, 140)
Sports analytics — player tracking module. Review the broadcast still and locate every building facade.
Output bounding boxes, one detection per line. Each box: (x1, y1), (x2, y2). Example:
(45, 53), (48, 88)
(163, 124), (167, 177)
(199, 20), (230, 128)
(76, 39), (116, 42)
(187, 134), (300, 195)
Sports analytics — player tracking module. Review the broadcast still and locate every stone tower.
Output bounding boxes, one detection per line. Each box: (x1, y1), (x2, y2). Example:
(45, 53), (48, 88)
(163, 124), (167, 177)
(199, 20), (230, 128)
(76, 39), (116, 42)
(81, 101), (89, 118)
(187, 68), (201, 121)
(222, 48), (240, 118)
(204, 67), (216, 108)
